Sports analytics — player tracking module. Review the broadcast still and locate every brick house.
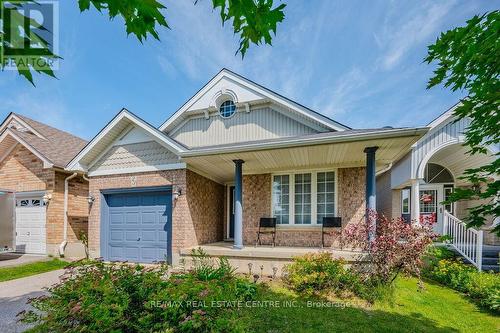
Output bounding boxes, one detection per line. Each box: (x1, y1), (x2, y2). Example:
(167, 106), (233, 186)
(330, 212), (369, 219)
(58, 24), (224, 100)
(0, 113), (89, 258)
(66, 69), (427, 265)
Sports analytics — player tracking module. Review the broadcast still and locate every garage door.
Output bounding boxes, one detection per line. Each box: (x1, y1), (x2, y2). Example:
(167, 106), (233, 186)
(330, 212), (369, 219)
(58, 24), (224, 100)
(15, 197), (47, 254)
(103, 189), (172, 263)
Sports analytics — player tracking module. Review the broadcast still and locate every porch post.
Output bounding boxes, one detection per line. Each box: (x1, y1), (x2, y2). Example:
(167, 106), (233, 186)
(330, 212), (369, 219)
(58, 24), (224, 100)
(410, 179), (420, 223)
(364, 147), (378, 242)
(233, 159), (244, 249)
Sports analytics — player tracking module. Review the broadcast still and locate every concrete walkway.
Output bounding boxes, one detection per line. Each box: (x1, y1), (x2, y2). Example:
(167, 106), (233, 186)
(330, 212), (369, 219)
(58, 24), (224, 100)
(0, 253), (50, 268)
(0, 269), (64, 333)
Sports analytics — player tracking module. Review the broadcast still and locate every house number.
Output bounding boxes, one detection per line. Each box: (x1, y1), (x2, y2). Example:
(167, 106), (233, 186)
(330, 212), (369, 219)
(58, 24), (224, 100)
(131, 176), (137, 187)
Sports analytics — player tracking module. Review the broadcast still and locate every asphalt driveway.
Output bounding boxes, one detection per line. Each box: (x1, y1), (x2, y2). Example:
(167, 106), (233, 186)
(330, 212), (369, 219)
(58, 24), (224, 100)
(0, 269), (64, 333)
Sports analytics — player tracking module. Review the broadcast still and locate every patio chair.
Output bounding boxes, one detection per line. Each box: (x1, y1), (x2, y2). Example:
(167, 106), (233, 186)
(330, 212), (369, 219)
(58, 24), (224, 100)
(321, 216), (342, 248)
(255, 217), (277, 247)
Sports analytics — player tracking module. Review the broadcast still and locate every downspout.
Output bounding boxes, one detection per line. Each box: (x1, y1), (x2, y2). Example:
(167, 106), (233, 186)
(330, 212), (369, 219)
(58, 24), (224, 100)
(59, 172), (78, 256)
(376, 163), (393, 176)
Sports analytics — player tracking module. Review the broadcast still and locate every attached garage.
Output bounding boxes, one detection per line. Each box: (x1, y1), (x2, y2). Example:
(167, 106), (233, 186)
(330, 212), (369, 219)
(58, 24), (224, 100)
(15, 194), (47, 254)
(101, 187), (172, 263)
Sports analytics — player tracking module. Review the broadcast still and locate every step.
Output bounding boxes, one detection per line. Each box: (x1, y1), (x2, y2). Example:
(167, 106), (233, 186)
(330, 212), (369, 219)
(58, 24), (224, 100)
(482, 257), (499, 266)
(481, 264), (499, 272)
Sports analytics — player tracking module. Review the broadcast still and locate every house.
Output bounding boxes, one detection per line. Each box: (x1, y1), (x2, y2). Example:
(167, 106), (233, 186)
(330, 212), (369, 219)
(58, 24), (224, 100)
(0, 113), (89, 257)
(67, 69), (427, 265)
(376, 103), (500, 270)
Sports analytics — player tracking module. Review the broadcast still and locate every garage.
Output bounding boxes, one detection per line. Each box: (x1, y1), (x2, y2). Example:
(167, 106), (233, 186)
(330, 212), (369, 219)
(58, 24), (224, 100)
(15, 195), (47, 254)
(101, 187), (172, 263)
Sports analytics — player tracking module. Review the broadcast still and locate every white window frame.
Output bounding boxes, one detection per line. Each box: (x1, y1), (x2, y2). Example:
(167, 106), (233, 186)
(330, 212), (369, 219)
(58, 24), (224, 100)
(271, 168), (338, 227)
(401, 188), (410, 214)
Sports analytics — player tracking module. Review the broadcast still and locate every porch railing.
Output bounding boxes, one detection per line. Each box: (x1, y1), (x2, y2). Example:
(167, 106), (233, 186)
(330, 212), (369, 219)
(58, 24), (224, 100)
(443, 211), (483, 271)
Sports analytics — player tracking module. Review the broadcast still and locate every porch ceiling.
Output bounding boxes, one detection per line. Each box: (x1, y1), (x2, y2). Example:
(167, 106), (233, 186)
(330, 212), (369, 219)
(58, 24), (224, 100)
(185, 136), (419, 183)
(429, 144), (496, 186)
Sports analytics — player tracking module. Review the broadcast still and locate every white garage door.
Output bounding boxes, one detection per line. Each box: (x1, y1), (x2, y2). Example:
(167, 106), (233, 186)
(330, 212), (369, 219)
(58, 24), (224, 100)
(15, 197), (47, 254)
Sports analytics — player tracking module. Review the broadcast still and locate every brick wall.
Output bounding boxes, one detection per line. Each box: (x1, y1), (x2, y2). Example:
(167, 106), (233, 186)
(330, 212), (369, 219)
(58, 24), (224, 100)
(0, 145), (53, 191)
(239, 168), (366, 247)
(87, 169), (224, 259)
(185, 170), (224, 246)
(0, 145), (89, 256)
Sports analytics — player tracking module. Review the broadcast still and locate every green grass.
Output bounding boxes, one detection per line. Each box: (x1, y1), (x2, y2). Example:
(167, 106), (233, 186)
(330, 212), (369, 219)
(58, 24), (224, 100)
(241, 277), (499, 333)
(0, 259), (68, 282)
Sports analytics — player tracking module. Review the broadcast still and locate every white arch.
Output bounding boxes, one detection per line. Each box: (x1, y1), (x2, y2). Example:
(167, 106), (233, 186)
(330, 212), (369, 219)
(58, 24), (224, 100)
(416, 138), (462, 180)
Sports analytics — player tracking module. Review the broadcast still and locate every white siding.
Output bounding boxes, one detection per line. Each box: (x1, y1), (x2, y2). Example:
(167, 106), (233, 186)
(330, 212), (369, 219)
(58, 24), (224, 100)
(411, 117), (470, 179)
(171, 107), (321, 148)
(89, 141), (179, 173)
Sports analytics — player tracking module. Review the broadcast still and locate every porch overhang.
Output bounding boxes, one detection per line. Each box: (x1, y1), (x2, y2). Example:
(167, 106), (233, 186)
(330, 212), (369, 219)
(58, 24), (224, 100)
(181, 127), (428, 183)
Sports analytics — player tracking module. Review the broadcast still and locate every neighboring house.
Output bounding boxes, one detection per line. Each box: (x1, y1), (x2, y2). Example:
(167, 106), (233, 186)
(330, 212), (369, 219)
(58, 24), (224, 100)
(67, 69), (427, 264)
(376, 103), (499, 270)
(0, 113), (89, 257)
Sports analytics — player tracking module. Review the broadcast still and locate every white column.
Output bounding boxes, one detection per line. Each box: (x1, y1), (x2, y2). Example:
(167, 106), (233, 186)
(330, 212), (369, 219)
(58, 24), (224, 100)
(233, 159), (244, 249)
(410, 179), (420, 223)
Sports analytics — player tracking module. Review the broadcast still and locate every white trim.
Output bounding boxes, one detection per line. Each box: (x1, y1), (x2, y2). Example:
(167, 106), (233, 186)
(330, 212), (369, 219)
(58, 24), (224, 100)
(87, 163), (186, 177)
(180, 127), (428, 157)
(159, 69), (350, 133)
(270, 168), (338, 227)
(0, 142), (18, 163)
(416, 138), (462, 179)
(0, 114), (46, 139)
(0, 129), (53, 168)
(67, 109), (185, 172)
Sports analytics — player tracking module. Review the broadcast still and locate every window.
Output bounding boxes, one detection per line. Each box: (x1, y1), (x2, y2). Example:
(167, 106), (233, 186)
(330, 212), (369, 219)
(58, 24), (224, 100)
(424, 163), (454, 183)
(294, 173), (311, 224)
(219, 100), (236, 118)
(272, 171), (336, 225)
(444, 186), (454, 214)
(272, 175), (289, 224)
(401, 188), (410, 214)
(316, 172), (335, 224)
(419, 190), (437, 213)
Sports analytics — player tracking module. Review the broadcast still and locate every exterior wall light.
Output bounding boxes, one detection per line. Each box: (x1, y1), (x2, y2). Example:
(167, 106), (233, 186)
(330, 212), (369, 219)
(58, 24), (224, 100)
(173, 186), (182, 201)
(42, 193), (52, 205)
(87, 195), (95, 204)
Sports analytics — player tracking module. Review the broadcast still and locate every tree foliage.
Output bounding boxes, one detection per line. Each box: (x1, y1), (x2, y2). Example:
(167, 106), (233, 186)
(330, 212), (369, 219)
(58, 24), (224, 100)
(425, 11), (500, 235)
(0, 0), (286, 85)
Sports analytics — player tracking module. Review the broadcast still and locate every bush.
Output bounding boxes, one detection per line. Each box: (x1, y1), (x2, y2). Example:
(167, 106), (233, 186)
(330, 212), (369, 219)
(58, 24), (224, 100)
(19, 259), (257, 332)
(425, 258), (500, 313)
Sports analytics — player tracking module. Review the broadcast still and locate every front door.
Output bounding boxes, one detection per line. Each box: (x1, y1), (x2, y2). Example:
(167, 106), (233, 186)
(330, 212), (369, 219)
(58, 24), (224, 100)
(419, 185), (444, 233)
(228, 186), (235, 239)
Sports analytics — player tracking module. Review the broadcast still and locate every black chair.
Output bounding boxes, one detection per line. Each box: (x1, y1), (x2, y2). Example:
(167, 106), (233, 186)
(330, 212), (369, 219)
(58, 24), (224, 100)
(321, 216), (342, 248)
(255, 217), (277, 247)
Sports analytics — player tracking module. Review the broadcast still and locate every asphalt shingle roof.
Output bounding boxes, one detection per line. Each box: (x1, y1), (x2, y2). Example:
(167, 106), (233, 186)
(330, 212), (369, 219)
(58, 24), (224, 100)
(12, 114), (87, 168)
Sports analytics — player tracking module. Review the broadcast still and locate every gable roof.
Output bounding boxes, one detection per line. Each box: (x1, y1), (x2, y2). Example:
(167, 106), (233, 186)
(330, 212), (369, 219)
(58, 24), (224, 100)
(0, 113), (88, 168)
(159, 68), (351, 133)
(66, 108), (186, 172)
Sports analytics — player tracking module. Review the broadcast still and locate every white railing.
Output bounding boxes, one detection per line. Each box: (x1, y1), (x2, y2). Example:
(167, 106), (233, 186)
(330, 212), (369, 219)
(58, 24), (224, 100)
(443, 211), (483, 271)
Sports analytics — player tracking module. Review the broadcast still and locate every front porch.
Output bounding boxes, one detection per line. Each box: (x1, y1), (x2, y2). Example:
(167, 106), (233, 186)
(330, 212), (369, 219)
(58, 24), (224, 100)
(179, 241), (368, 275)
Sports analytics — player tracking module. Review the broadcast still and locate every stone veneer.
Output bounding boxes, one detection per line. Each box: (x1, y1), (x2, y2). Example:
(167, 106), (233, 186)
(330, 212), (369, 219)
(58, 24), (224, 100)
(238, 167), (366, 247)
(87, 169), (224, 262)
(0, 145), (89, 257)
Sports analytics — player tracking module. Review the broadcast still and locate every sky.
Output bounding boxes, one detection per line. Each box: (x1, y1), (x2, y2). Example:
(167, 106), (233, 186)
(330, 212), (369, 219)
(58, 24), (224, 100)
(0, 0), (497, 140)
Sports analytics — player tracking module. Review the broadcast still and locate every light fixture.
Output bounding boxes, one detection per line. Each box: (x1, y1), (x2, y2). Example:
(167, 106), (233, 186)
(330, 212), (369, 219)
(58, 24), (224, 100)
(87, 195), (95, 204)
(173, 186), (182, 201)
(42, 193), (52, 205)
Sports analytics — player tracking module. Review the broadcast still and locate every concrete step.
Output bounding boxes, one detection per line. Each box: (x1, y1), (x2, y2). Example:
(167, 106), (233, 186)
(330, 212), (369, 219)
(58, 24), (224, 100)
(481, 264), (499, 272)
(482, 257), (499, 265)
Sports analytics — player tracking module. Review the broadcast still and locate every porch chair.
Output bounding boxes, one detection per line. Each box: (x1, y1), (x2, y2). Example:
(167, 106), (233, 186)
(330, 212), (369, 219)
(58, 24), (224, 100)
(321, 217), (342, 248)
(255, 217), (277, 247)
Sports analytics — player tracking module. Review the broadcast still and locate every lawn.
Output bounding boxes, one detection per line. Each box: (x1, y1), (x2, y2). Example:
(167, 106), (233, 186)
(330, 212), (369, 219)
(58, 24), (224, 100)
(0, 259), (68, 282)
(241, 277), (499, 333)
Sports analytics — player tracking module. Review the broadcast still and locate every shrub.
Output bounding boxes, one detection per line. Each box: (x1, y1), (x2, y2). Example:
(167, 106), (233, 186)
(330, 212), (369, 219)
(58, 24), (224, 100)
(19, 259), (256, 332)
(425, 258), (500, 313)
(284, 252), (351, 296)
(341, 212), (437, 284)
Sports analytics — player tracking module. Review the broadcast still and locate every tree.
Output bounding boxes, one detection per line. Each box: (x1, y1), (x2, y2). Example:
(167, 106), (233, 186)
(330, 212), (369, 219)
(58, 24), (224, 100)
(0, 0), (286, 84)
(425, 11), (500, 235)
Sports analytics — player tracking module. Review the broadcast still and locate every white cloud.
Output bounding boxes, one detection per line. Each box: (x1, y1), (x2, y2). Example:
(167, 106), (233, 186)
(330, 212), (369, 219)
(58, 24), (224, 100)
(376, 0), (456, 70)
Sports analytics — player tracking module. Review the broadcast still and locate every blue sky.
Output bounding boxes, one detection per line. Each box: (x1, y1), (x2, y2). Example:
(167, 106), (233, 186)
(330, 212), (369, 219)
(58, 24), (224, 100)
(0, 0), (496, 140)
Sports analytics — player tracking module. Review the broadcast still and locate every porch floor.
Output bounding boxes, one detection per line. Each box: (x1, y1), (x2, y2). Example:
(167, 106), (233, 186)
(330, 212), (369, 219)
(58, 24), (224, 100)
(180, 241), (367, 262)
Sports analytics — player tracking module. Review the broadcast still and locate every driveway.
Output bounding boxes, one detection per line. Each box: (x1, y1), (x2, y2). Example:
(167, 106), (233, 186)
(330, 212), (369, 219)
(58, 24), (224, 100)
(0, 269), (64, 333)
(0, 253), (50, 268)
